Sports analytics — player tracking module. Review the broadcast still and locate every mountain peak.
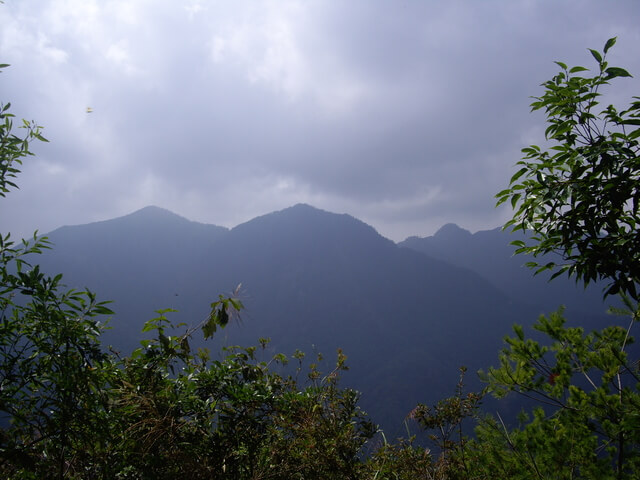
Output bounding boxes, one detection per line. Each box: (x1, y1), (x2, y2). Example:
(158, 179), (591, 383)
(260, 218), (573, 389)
(434, 223), (471, 239)
(123, 205), (190, 223)
(47, 205), (228, 240)
(229, 203), (394, 252)
(132, 205), (172, 214)
(278, 203), (333, 217)
(287, 203), (319, 211)
(123, 205), (180, 217)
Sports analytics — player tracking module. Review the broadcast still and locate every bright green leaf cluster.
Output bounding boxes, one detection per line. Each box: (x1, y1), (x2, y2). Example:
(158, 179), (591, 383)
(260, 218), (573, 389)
(496, 37), (640, 299)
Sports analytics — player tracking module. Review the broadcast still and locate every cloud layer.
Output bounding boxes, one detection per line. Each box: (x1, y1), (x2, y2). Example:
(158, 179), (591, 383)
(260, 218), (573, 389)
(1, 0), (639, 241)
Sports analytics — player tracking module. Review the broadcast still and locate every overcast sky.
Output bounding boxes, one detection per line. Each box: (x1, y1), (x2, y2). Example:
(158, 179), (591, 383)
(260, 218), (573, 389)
(1, 1), (638, 242)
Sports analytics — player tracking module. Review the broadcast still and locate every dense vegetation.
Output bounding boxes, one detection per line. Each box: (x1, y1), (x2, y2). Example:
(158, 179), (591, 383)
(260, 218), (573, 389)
(1, 39), (639, 478)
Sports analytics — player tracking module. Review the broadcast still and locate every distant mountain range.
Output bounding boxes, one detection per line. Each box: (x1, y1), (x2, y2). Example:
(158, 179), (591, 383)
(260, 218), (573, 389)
(399, 223), (610, 315)
(33, 204), (617, 434)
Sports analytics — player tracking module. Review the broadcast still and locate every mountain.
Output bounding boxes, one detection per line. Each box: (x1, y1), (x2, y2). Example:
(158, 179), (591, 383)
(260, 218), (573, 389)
(34, 205), (614, 433)
(35, 206), (228, 345)
(399, 224), (613, 315)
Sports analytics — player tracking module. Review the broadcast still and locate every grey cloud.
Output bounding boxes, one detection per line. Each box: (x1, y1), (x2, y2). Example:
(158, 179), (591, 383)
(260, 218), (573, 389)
(1, 0), (639, 242)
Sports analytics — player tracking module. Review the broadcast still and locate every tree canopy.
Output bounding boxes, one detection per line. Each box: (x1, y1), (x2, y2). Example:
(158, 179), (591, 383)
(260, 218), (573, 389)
(496, 37), (640, 300)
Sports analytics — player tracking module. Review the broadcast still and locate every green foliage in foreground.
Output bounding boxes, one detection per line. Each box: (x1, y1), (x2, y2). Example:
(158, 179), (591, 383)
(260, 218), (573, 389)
(496, 36), (640, 300)
(476, 37), (640, 479)
(471, 303), (640, 479)
(2, 40), (640, 478)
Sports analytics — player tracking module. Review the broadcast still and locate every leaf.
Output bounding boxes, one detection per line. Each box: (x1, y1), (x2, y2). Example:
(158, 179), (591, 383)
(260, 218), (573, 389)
(229, 298), (243, 311)
(510, 167), (528, 184)
(141, 322), (158, 333)
(605, 67), (632, 79)
(554, 61), (568, 70)
(606, 283), (620, 296)
(513, 324), (525, 341)
(218, 306), (229, 327)
(155, 307), (178, 315)
(495, 195), (510, 207)
(603, 37), (617, 54)
(93, 305), (114, 315)
(589, 49), (602, 63)
(549, 267), (569, 281)
(569, 66), (588, 74)
(202, 318), (217, 339)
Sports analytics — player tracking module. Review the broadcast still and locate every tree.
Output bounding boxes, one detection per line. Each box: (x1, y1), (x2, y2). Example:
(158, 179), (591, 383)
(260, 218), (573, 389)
(474, 304), (640, 479)
(474, 39), (640, 479)
(1, 63), (117, 479)
(496, 37), (640, 300)
(105, 309), (377, 479)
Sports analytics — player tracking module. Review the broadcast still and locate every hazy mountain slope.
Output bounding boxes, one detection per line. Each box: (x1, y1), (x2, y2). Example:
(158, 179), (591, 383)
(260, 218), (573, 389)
(399, 224), (612, 315)
(34, 204), (611, 432)
(37, 206), (229, 349)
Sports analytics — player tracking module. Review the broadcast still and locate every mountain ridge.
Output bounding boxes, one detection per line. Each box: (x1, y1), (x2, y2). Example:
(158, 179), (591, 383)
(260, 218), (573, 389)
(49, 205), (229, 236)
(398, 223), (613, 314)
(34, 204), (613, 432)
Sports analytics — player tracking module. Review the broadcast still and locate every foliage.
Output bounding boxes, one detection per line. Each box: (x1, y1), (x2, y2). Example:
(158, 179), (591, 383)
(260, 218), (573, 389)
(0, 63), (115, 479)
(408, 367), (482, 477)
(365, 438), (435, 480)
(476, 38), (640, 479)
(473, 302), (640, 479)
(496, 37), (640, 300)
(361, 368), (483, 480)
(0, 234), (377, 477)
(0, 63), (47, 198)
(104, 314), (377, 479)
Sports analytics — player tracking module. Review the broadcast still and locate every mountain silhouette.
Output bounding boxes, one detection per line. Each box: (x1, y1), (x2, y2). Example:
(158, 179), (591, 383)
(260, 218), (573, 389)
(35, 205), (614, 433)
(400, 224), (613, 314)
